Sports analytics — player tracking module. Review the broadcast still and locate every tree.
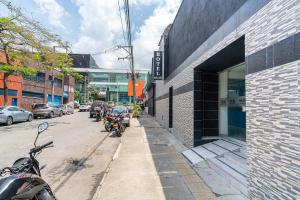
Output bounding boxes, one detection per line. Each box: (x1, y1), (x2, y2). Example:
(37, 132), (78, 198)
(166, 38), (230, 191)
(90, 90), (100, 101)
(0, 0), (82, 105)
(74, 89), (83, 103)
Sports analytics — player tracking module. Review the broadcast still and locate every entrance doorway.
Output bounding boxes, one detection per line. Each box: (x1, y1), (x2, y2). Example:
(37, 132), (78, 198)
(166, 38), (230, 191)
(219, 64), (246, 141)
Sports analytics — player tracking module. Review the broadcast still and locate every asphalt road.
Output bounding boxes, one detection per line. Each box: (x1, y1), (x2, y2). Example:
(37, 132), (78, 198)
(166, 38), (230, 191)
(0, 111), (120, 200)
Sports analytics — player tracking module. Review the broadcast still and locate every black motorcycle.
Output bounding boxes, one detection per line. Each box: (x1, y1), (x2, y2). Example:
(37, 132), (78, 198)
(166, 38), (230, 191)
(111, 115), (126, 137)
(0, 122), (56, 200)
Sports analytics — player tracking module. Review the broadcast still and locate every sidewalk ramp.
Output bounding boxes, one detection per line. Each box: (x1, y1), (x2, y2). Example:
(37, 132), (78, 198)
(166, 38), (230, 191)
(182, 138), (248, 198)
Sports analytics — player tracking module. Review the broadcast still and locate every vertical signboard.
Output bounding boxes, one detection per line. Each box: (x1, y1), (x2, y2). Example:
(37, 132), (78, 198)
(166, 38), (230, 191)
(153, 51), (163, 80)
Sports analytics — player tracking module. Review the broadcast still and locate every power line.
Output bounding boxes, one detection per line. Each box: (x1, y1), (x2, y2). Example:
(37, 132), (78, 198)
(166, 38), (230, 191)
(117, 0), (126, 45)
(123, 0), (136, 103)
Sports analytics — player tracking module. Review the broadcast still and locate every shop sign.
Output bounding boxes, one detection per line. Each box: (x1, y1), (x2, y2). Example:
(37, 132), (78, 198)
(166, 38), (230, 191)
(228, 96), (245, 107)
(153, 51), (163, 80)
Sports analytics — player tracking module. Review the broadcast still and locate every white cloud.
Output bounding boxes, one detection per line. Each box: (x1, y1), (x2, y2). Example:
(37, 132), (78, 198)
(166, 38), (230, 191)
(72, 0), (127, 68)
(72, 0), (181, 69)
(34, 0), (67, 29)
(133, 0), (181, 69)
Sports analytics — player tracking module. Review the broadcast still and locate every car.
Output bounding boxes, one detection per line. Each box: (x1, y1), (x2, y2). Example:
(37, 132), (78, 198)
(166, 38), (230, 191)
(79, 104), (90, 112)
(32, 103), (63, 118)
(0, 106), (33, 126)
(111, 106), (130, 127)
(61, 103), (74, 115)
(89, 101), (103, 118)
(74, 101), (80, 109)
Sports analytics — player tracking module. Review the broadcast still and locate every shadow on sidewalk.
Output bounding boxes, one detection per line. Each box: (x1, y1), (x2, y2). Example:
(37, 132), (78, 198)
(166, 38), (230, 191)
(138, 115), (196, 200)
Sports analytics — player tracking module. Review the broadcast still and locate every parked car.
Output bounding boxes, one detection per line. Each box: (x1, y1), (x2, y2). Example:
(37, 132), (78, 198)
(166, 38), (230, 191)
(111, 106), (130, 127)
(32, 103), (63, 118)
(0, 106), (33, 126)
(61, 103), (74, 115)
(79, 104), (90, 112)
(90, 101), (103, 118)
(74, 101), (80, 109)
(127, 105), (134, 113)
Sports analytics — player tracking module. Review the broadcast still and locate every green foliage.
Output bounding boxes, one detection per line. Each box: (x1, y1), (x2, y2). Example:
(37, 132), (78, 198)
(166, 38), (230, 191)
(90, 90), (100, 101)
(74, 90), (84, 103)
(132, 104), (142, 118)
(0, 0), (82, 105)
(0, 64), (36, 76)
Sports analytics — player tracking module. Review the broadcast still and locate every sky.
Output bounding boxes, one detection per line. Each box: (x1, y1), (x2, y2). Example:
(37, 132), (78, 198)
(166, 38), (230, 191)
(0, 0), (182, 70)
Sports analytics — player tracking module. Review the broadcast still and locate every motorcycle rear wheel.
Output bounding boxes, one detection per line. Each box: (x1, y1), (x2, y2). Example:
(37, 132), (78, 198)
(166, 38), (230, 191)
(105, 124), (112, 132)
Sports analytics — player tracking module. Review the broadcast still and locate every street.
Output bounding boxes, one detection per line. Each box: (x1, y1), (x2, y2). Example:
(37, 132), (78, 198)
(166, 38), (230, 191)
(0, 112), (120, 200)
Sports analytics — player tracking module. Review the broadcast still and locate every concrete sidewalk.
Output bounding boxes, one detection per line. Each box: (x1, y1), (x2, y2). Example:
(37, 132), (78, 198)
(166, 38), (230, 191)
(93, 116), (216, 200)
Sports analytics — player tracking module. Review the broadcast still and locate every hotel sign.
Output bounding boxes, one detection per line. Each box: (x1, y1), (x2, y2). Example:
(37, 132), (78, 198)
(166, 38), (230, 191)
(153, 51), (163, 80)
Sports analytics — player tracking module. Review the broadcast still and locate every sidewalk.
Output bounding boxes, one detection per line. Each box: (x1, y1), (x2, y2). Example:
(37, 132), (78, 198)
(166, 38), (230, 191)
(93, 115), (216, 200)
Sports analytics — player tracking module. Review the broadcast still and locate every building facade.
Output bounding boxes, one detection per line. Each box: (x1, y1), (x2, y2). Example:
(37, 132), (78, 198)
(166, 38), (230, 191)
(74, 68), (149, 104)
(69, 54), (98, 102)
(154, 0), (300, 199)
(21, 70), (74, 111)
(0, 50), (75, 110)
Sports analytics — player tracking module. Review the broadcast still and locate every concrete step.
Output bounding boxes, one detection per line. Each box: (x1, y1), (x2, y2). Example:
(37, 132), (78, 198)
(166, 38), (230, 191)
(194, 161), (245, 198)
(213, 140), (240, 151)
(209, 157), (247, 188)
(233, 147), (246, 159)
(202, 142), (229, 156)
(192, 146), (217, 160)
(182, 149), (203, 165)
(218, 152), (247, 176)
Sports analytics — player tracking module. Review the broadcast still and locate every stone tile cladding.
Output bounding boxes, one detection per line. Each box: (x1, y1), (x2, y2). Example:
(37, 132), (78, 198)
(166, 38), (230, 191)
(156, 0), (299, 148)
(173, 91), (194, 148)
(155, 98), (169, 129)
(246, 60), (300, 199)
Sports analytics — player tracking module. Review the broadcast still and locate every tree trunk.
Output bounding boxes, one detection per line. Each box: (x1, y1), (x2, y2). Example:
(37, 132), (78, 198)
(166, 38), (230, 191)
(3, 73), (9, 106)
(3, 48), (10, 106)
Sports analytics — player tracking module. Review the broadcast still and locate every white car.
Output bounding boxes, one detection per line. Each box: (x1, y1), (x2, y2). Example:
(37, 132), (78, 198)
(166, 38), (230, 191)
(0, 106), (33, 126)
(79, 104), (90, 112)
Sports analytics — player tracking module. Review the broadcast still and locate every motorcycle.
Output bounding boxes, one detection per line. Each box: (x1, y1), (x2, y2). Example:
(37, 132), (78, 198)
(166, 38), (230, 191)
(95, 107), (102, 122)
(111, 115), (126, 137)
(0, 122), (56, 200)
(103, 114), (117, 132)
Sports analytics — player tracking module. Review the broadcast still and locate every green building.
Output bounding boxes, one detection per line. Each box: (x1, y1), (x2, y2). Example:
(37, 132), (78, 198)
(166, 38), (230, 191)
(74, 68), (149, 104)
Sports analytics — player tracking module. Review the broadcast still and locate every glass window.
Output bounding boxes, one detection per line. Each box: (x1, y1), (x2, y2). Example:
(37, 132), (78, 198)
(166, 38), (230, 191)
(24, 72), (45, 83)
(8, 107), (18, 111)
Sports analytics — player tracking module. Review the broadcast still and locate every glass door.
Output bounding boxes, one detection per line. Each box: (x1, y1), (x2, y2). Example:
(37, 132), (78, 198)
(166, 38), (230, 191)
(227, 65), (246, 141)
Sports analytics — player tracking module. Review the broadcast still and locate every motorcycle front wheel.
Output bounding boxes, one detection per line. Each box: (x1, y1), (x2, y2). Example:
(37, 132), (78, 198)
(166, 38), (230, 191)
(34, 188), (56, 200)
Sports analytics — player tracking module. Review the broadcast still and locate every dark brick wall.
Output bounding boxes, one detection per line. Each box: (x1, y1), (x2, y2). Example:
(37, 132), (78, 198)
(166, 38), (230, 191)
(194, 70), (219, 145)
(165, 0), (247, 77)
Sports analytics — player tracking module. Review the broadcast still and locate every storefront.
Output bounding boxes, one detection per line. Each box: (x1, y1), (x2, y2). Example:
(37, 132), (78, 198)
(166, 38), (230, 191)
(219, 64), (246, 141)
(154, 0), (299, 198)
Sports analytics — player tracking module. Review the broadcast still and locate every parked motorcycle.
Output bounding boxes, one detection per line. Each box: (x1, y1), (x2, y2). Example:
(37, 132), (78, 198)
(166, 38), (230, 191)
(111, 115), (126, 137)
(0, 122), (56, 200)
(95, 107), (102, 122)
(103, 114), (117, 132)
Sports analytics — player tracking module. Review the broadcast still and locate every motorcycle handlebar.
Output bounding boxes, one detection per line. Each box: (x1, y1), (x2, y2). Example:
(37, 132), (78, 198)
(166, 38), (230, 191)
(30, 141), (53, 154)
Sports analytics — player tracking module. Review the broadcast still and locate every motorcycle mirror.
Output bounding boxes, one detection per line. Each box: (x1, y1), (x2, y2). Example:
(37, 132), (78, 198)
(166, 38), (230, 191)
(34, 122), (49, 147)
(38, 122), (49, 134)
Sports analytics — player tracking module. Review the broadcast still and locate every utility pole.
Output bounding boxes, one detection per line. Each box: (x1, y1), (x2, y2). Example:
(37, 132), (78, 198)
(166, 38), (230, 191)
(120, 0), (136, 104)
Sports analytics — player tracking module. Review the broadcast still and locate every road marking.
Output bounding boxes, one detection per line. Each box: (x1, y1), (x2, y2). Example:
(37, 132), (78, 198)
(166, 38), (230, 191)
(112, 143), (122, 161)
